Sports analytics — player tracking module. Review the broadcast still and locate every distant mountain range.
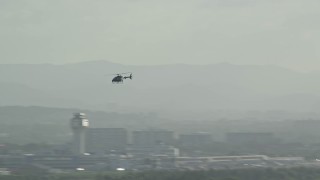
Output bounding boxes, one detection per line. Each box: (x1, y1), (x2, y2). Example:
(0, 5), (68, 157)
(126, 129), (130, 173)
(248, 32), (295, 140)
(1, 61), (320, 119)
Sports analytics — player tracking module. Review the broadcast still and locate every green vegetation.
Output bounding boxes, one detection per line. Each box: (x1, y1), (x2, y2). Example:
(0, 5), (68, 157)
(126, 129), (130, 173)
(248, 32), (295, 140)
(2, 167), (320, 180)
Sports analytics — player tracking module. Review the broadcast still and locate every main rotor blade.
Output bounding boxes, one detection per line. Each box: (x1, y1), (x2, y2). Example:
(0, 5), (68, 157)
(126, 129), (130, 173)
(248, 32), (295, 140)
(108, 72), (132, 75)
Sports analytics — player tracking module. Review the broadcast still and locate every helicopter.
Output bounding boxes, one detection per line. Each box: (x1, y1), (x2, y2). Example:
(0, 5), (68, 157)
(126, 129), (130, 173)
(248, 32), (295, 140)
(111, 72), (133, 84)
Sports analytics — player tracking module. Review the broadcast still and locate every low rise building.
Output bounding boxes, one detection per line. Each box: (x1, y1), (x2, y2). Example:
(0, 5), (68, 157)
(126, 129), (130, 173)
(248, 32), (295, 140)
(225, 132), (279, 144)
(85, 128), (127, 155)
(179, 132), (212, 147)
(132, 129), (174, 147)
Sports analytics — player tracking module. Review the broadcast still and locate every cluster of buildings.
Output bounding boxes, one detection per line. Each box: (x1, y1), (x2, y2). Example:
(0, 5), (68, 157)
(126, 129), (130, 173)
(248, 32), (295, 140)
(70, 113), (282, 156)
(70, 113), (213, 157)
(0, 113), (314, 173)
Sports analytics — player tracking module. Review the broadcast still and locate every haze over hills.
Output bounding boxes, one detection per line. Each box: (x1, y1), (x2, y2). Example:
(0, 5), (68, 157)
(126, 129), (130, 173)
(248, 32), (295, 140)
(1, 60), (320, 120)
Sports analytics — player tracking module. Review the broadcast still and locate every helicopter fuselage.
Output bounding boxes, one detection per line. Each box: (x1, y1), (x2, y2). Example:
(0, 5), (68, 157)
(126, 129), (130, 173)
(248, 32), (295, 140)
(112, 75), (123, 83)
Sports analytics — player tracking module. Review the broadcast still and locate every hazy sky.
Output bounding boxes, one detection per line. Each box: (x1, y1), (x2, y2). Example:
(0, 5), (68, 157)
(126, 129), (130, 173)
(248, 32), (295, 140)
(0, 0), (319, 71)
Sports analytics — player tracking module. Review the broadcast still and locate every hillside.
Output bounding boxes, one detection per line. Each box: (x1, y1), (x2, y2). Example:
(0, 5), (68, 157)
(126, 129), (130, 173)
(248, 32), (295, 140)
(0, 61), (320, 120)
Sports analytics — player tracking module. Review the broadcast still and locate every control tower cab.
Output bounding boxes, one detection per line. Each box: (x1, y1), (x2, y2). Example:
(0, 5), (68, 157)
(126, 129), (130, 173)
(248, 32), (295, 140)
(71, 113), (89, 129)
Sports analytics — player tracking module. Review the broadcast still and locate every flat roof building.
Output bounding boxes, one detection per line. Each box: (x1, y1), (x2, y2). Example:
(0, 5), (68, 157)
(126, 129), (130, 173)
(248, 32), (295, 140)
(179, 132), (212, 147)
(85, 128), (127, 155)
(132, 129), (174, 147)
(226, 132), (279, 144)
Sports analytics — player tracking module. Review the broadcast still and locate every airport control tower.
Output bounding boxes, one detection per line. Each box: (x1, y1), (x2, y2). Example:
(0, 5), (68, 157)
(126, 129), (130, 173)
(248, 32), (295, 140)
(70, 113), (89, 155)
